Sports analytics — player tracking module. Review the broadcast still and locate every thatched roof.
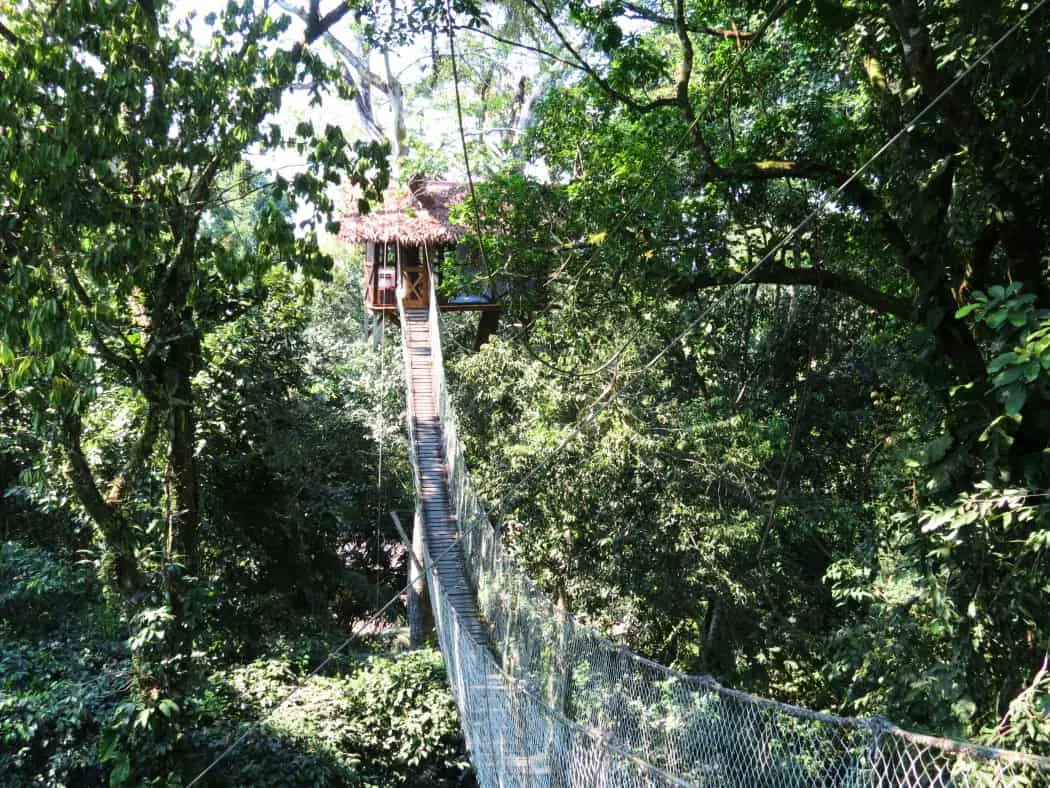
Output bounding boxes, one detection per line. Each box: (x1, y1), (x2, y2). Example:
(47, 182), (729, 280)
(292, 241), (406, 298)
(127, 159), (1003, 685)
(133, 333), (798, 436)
(339, 176), (469, 245)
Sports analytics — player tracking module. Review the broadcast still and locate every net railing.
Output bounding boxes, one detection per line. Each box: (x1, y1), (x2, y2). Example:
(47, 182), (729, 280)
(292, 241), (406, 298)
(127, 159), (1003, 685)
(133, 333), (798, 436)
(404, 285), (1050, 787)
(400, 291), (697, 787)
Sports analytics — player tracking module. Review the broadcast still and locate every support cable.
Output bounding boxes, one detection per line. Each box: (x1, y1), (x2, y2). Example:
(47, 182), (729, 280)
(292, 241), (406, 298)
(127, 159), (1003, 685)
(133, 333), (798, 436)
(445, 0), (489, 277)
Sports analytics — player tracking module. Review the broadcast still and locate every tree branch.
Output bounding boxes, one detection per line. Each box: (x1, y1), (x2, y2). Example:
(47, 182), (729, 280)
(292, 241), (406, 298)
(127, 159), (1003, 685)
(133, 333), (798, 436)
(62, 413), (116, 527)
(885, 0), (958, 113)
(275, 1), (392, 139)
(62, 412), (143, 593)
(676, 266), (915, 320)
(861, 53), (903, 127)
(458, 25), (578, 69)
(718, 159), (928, 277)
(960, 220), (998, 301)
(746, 0), (793, 48)
(0, 21), (20, 44)
(620, 2), (753, 39)
(672, 0), (720, 170)
(336, 60), (386, 139)
(735, 152), (991, 379)
(519, 0), (677, 113)
(135, 0), (157, 31)
(305, 0), (355, 44)
(884, 0), (1050, 306)
(276, 0), (388, 90)
(674, 0), (694, 114)
(884, 0), (995, 163)
(330, 36), (387, 91)
(105, 404), (161, 506)
(58, 257), (142, 383)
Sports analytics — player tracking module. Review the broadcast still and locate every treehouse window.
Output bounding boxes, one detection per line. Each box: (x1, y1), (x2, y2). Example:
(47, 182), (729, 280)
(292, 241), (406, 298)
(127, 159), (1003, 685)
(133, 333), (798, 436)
(376, 266), (397, 306)
(364, 242), (401, 309)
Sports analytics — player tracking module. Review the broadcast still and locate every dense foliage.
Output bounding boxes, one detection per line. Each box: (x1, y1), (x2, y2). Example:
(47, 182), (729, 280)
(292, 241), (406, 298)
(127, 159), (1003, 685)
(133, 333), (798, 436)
(441, 0), (1050, 754)
(0, 539), (465, 786)
(0, 2), (472, 783)
(3, 0), (1050, 781)
(0, 256), (470, 784)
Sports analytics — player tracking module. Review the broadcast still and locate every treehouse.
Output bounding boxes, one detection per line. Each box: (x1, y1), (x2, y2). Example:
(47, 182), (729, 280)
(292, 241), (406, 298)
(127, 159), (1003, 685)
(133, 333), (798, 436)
(340, 176), (501, 348)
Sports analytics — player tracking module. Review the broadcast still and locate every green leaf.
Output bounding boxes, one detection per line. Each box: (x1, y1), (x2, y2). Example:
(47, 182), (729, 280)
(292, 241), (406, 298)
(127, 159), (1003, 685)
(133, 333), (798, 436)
(986, 309), (1009, 329)
(921, 509), (954, 533)
(1004, 386), (1027, 417)
(952, 697), (977, 722)
(988, 352), (1018, 373)
(98, 728), (119, 762)
(109, 752), (130, 788)
(134, 708), (150, 729)
(993, 366), (1023, 387)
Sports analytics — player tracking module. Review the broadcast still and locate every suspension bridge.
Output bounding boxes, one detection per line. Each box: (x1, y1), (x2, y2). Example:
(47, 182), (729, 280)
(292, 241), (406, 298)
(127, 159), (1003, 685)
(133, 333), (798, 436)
(397, 277), (1050, 787)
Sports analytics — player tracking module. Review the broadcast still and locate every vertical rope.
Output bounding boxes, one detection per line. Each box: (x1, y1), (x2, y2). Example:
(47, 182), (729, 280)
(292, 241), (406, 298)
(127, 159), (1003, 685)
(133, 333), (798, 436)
(444, 0), (490, 276)
(374, 306), (384, 610)
(374, 239), (392, 610)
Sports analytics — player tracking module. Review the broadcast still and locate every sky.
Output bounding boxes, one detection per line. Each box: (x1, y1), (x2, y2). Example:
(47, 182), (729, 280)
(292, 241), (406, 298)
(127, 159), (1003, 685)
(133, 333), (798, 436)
(173, 0), (551, 177)
(163, 0), (558, 239)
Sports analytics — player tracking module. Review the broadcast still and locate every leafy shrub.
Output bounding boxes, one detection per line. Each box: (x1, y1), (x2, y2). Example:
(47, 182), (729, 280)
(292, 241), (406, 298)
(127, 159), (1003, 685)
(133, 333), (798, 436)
(0, 541), (82, 624)
(0, 543), (128, 787)
(200, 648), (468, 787)
(340, 650), (467, 784)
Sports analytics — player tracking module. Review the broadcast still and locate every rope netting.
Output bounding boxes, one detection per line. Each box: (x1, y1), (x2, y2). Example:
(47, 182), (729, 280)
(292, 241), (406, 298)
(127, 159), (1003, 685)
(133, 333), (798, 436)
(403, 284), (1050, 787)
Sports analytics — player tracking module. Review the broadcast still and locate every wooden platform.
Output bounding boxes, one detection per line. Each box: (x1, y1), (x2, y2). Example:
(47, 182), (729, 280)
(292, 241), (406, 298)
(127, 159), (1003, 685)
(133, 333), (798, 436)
(402, 309), (487, 642)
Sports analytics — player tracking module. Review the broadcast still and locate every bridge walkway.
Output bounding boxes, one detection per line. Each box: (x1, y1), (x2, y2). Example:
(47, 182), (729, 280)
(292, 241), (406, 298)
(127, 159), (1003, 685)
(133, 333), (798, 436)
(402, 307), (488, 641)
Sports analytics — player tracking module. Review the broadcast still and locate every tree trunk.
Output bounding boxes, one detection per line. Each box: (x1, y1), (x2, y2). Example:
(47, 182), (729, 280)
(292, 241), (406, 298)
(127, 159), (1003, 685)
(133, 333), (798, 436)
(62, 413), (143, 594)
(165, 319), (199, 668)
(474, 309), (500, 350)
(701, 595), (731, 676)
(382, 49), (406, 165)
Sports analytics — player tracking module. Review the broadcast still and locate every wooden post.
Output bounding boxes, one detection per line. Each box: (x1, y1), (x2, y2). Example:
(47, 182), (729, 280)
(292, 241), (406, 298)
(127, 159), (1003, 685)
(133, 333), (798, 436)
(391, 510), (432, 647)
(366, 310), (381, 349)
(411, 507), (433, 645)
